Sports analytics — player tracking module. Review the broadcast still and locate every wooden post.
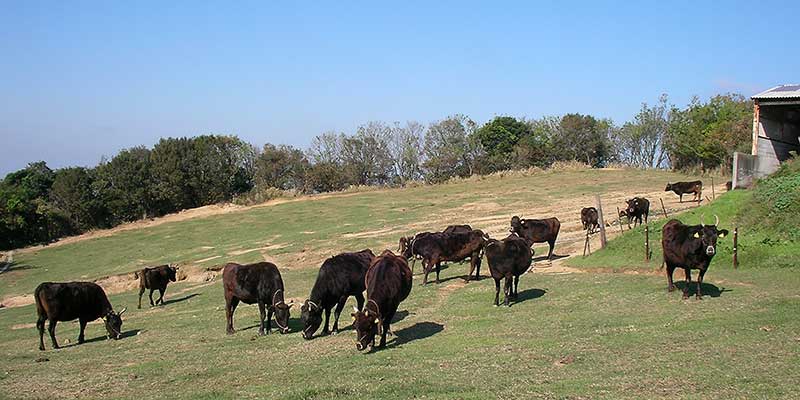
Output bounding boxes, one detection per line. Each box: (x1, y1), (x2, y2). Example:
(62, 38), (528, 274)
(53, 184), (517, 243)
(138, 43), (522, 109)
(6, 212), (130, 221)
(659, 198), (669, 219)
(644, 224), (651, 261)
(616, 207), (624, 235)
(733, 227), (739, 269)
(595, 194), (607, 249)
(711, 177), (716, 200)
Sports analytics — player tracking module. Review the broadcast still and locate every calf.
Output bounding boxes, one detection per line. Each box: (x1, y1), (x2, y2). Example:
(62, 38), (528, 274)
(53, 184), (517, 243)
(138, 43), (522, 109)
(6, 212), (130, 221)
(623, 197), (650, 228)
(404, 230), (486, 284)
(222, 262), (295, 335)
(351, 250), (412, 351)
(665, 181), (703, 203)
(35, 282), (126, 350)
(662, 215), (728, 299)
(485, 234), (533, 306)
(300, 249), (375, 340)
(136, 264), (178, 308)
(509, 216), (560, 260)
(580, 207), (600, 233)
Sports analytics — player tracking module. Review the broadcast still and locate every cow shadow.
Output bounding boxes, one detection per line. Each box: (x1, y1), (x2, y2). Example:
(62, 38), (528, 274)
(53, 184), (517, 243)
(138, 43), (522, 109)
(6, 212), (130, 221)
(383, 321), (444, 349)
(673, 282), (729, 298)
(162, 293), (200, 306)
(532, 254), (568, 263)
(67, 329), (141, 346)
(515, 288), (547, 303)
(0, 262), (35, 274)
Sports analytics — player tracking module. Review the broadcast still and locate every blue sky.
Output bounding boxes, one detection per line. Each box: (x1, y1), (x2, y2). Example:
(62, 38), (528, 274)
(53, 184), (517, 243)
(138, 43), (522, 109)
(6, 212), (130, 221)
(1, 1), (797, 175)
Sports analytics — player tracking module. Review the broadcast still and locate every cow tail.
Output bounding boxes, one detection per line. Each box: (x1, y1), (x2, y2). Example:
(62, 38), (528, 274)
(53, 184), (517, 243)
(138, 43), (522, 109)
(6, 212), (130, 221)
(34, 285), (46, 318)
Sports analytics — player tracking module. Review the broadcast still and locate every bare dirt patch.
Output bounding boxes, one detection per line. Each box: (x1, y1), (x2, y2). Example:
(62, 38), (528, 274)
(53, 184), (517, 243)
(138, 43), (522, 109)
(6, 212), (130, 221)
(342, 228), (402, 239)
(228, 243), (288, 256)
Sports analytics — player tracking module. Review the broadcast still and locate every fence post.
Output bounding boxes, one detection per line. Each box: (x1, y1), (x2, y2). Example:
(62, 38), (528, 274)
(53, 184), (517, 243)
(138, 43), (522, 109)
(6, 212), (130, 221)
(733, 227), (739, 269)
(595, 194), (607, 249)
(645, 224), (651, 261)
(659, 198), (669, 219)
(711, 177), (716, 200)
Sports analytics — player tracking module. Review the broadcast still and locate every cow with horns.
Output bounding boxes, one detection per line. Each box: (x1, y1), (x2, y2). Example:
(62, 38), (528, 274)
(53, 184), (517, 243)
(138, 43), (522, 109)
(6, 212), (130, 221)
(222, 262), (295, 335)
(136, 264), (179, 308)
(661, 214), (729, 299)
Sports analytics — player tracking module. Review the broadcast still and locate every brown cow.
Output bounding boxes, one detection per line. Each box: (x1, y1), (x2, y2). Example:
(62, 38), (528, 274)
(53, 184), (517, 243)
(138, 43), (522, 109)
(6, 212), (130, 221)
(222, 262), (295, 335)
(509, 216), (560, 260)
(403, 230), (487, 284)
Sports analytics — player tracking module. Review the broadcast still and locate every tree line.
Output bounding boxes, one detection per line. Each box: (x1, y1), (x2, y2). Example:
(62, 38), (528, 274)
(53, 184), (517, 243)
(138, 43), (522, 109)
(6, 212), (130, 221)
(0, 93), (752, 250)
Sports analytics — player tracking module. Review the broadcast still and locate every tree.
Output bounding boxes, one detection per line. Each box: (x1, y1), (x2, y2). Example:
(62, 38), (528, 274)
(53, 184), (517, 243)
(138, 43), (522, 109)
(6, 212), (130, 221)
(389, 121), (424, 184)
(550, 113), (614, 167)
(50, 167), (108, 230)
(422, 115), (482, 182)
(613, 94), (671, 168)
(254, 144), (309, 191)
(340, 122), (395, 186)
(474, 116), (532, 171)
(94, 146), (158, 222)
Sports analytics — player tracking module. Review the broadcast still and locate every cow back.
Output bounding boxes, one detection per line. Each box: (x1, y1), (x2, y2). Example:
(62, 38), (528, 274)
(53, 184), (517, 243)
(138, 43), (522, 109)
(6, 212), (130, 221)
(365, 252), (412, 312)
(222, 262), (284, 304)
(35, 282), (113, 322)
(312, 250), (374, 306)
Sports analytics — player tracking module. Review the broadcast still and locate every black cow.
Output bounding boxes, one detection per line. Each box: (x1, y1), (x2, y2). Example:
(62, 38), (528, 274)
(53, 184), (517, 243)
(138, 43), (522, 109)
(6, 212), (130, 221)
(509, 216), (560, 260)
(580, 207), (600, 233)
(485, 234), (533, 306)
(725, 181), (732, 191)
(351, 250), (412, 351)
(223, 262), (295, 335)
(397, 225), (472, 255)
(665, 181), (703, 203)
(402, 230), (486, 284)
(136, 264), (178, 308)
(35, 282), (126, 350)
(623, 197), (650, 228)
(300, 249), (375, 340)
(662, 215), (728, 299)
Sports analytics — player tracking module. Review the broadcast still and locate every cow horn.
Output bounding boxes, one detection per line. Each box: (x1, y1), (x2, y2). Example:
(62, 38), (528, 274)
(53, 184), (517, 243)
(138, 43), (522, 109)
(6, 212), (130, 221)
(352, 305), (359, 313)
(714, 214), (720, 226)
(700, 213), (705, 227)
(118, 307), (127, 316)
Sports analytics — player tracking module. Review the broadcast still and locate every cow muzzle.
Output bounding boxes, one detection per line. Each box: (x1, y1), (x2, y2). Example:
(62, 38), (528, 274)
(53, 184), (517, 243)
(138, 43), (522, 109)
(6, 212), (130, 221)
(706, 246), (716, 256)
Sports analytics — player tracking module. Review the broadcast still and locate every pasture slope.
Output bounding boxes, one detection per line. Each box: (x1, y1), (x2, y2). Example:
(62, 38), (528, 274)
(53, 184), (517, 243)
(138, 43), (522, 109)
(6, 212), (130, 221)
(0, 167), (798, 399)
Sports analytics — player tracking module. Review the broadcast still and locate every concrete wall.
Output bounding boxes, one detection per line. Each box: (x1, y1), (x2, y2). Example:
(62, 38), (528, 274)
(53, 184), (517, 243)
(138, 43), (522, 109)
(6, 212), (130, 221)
(755, 104), (800, 176)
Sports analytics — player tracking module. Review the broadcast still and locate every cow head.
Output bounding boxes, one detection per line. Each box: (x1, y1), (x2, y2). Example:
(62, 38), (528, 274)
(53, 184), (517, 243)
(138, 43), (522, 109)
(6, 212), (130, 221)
(665, 183), (672, 191)
(300, 300), (323, 340)
(273, 302), (293, 334)
(626, 199), (639, 215)
(103, 308), (126, 340)
(399, 236), (412, 259)
(167, 264), (178, 282)
(510, 216), (522, 233)
(694, 214), (728, 256)
(351, 305), (380, 351)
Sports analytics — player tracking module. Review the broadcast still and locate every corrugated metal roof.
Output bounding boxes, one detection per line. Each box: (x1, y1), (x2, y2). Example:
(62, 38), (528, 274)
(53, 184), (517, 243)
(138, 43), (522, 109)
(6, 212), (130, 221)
(752, 84), (800, 99)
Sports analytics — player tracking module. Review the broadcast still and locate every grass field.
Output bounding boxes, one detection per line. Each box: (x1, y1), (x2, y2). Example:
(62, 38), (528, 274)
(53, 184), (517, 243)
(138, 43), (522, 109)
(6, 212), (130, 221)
(1, 167), (798, 399)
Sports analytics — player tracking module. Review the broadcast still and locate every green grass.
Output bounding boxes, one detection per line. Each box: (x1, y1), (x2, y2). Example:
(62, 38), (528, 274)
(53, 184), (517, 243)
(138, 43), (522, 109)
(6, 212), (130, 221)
(2, 167), (798, 399)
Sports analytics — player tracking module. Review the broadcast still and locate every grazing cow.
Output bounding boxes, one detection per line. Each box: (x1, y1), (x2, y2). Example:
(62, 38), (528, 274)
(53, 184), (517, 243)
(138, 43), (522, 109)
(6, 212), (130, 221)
(35, 282), (126, 351)
(351, 250), (412, 351)
(300, 249), (375, 340)
(403, 230), (487, 284)
(623, 197), (650, 227)
(222, 262), (295, 335)
(136, 264), (178, 308)
(509, 216), (560, 260)
(580, 207), (600, 233)
(485, 234), (533, 306)
(662, 215), (728, 299)
(665, 181), (703, 203)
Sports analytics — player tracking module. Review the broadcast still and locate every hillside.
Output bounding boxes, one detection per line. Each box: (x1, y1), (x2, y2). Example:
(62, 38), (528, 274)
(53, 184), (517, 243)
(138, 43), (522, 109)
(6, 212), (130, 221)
(1, 167), (798, 399)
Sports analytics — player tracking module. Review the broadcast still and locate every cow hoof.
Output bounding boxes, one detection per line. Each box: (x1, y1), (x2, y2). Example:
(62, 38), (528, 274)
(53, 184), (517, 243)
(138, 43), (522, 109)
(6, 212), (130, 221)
(696, 296), (703, 300)
(321, 331), (330, 336)
(331, 331), (338, 336)
(226, 330), (235, 335)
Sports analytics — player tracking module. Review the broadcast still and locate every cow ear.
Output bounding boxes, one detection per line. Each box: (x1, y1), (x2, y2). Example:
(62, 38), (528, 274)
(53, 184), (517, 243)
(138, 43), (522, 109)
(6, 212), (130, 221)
(351, 313), (357, 321)
(373, 318), (380, 324)
(718, 229), (728, 238)
(693, 232), (700, 238)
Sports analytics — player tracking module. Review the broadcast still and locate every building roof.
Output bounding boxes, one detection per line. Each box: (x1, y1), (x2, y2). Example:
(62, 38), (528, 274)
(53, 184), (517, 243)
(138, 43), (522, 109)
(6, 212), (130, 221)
(752, 84), (800, 100)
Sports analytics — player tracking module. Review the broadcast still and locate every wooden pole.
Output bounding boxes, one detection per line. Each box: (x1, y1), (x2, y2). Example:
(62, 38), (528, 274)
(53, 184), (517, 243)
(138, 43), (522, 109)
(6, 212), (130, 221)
(733, 227), (739, 269)
(645, 224), (651, 261)
(616, 207), (624, 235)
(595, 194), (607, 249)
(659, 198), (669, 219)
(711, 177), (716, 200)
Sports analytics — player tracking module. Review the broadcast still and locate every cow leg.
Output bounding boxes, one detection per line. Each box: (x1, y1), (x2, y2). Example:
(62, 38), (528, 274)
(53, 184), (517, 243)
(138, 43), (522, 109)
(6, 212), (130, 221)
(354, 292), (365, 311)
(226, 297), (239, 334)
(679, 194), (683, 203)
(321, 306), (332, 336)
(257, 301), (267, 336)
(266, 307), (273, 334)
(78, 319), (87, 344)
(683, 269), (692, 299)
(410, 257), (416, 275)
(435, 261), (441, 284)
(48, 319), (59, 349)
(332, 297), (348, 334)
(422, 260), (431, 285)
(138, 286), (145, 309)
(493, 278), (501, 306)
(696, 269), (707, 300)
(475, 255), (482, 280)
(503, 276), (512, 306)
(37, 315), (46, 351)
(466, 256), (476, 282)
(157, 288), (165, 305)
(548, 240), (556, 261)
(513, 275), (520, 298)
(666, 265), (676, 292)
(148, 289), (155, 307)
